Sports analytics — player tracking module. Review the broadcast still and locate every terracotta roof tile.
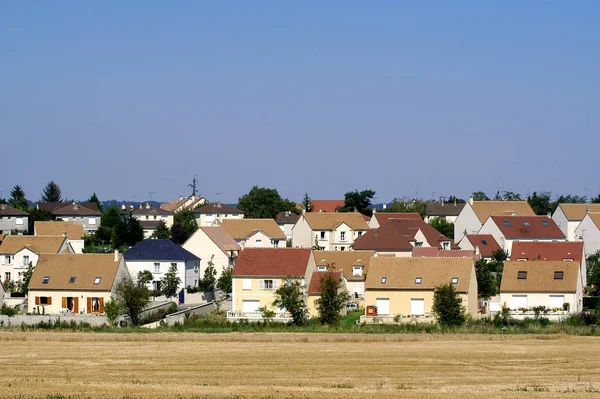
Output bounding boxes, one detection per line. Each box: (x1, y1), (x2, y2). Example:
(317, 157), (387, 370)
(489, 216), (565, 239)
(313, 250), (374, 281)
(463, 234), (501, 257)
(500, 260), (579, 293)
(558, 204), (600, 221)
(352, 219), (452, 251)
(232, 248), (312, 277)
(412, 248), (477, 259)
(200, 227), (241, 252)
(220, 219), (286, 240)
(34, 222), (84, 240)
(310, 200), (345, 213)
(0, 235), (66, 254)
(510, 241), (584, 263)
(471, 201), (535, 223)
(303, 213), (369, 231)
(307, 270), (344, 294)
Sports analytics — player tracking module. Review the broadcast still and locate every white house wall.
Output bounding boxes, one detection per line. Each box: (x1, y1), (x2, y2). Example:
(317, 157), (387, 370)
(574, 216), (600, 257)
(454, 205), (482, 244)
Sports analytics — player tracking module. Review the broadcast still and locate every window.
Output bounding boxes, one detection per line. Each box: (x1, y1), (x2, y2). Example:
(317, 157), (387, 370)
(17, 272), (23, 279)
(15, 217), (23, 225)
(517, 271), (527, 279)
(39, 296), (50, 305)
(554, 271), (564, 280)
(242, 279), (252, 290)
(442, 242), (450, 250)
(4, 255), (12, 264)
(145, 215), (149, 220)
(415, 277), (422, 284)
(260, 279), (276, 290)
(481, 240), (488, 245)
(255, 239), (263, 248)
(358, 231), (363, 237)
(90, 297), (102, 312)
(451, 277), (459, 284)
(4, 272), (11, 281)
(340, 246), (345, 251)
(154, 263), (160, 273)
(542, 221), (550, 226)
(94, 277), (101, 285)
(376, 298), (390, 315)
(415, 241), (423, 247)
(503, 221), (511, 226)
(340, 232), (346, 241)
(317, 265), (327, 271)
(353, 266), (362, 276)
(273, 240), (279, 247)
(152, 281), (162, 291)
(381, 277), (387, 284)
(410, 298), (425, 315)
(320, 231), (326, 240)
(522, 221), (530, 226)
(171, 262), (177, 270)
(22, 255), (29, 266)
(89, 217), (96, 225)
(69, 277), (76, 284)
(62, 217), (69, 222)
(42, 276), (50, 284)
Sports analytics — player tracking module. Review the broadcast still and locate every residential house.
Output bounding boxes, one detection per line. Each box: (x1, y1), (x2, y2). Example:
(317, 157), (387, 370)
(121, 203), (174, 238)
(0, 235), (71, 283)
(306, 270), (347, 318)
(458, 234), (502, 261)
(160, 196), (208, 213)
(552, 204), (600, 241)
(27, 252), (129, 314)
(363, 257), (478, 321)
(511, 241), (587, 286)
(313, 250), (375, 300)
(477, 215), (565, 255)
(193, 202), (244, 227)
(229, 248), (316, 320)
(182, 226), (240, 279)
(310, 200), (345, 213)
(0, 204), (29, 234)
(423, 201), (465, 224)
(124, 239), (200, 293)
(574, 213), (600, 257)
(221, 219), (286, 249)
(292, 212), (369, 251)
(34, 221), (85, 253)
(368, 212), (421, 229)
(38, 202), (102, 234)
(453, 199), (535, 244)
(275, 211), (300, 241)
(499, 260), (583, 313)
(352, 218), (454, 256)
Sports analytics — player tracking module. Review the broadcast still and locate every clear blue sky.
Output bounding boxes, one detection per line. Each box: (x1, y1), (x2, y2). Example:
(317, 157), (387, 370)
(1, 2), (599, 204)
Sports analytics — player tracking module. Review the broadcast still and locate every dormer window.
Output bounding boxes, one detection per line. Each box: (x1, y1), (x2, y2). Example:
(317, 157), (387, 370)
(381, 277), (387, 284)
(503, 221), (511, 226)
(69, 277), (76, 284)
(517, 271), (527, 279)
(353, 266), (363, 276)
(451, 277), (459, 284)
(523, 221), (530, 226)
(42, 276), (50, 284)
(415, 277), (422, 284)
(94, 277), (101, 285)
(317, 265), (327, 272)
(542, 221), (550, 226)
(481, 240), (488, 245)
(554, 271), (564, 280)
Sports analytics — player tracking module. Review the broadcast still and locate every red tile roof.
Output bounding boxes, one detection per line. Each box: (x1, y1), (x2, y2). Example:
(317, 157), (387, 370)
(489, 216), (565, 239)
(412, 248), (478, 259)
(307, 270), (343, 294)
(510, 241), (584, 264)
(463, 234), (501, 258)
(232, 248), (312, 277)
(372, 212), (422, 225)
(310, 200), (345, 213)
(352, 219), (452, 251)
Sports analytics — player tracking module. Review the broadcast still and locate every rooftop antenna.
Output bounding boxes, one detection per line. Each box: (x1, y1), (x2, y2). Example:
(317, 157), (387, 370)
(133, 195), (136, 204)
(585, 188), (588, 203)
(188, 174), (198, 197)
(148, 192), (155, 202)
(216, 192), (222, 202)
(431, 192), (435, 200)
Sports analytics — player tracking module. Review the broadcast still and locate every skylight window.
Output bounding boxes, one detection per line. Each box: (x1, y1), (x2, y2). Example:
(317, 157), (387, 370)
(523, 221), (530, 226)
(415, 277), (422, 284)
(481, 240), (488, 245)
(68, 277), (76, 284)
(542, 221), (550, 226)
(94, 277), (101, 285)
(554, 271), (564, 280)
(42, 276), (50, 284)
(503, 221), (511, 226)
(517, 271), (527, 280)
(381, 277), (387, 284)
(451, 277), (459, 284)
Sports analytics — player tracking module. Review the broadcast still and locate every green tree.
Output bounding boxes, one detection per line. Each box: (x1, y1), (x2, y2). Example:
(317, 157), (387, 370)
(447, 195), (466, 204)
(171, 209), (198, 244)
(273, 277), (306, 326)
(27, 207), (53, 235)
(314, 268), (349, 325)
(475, 259), (496, 299)
(386, 198), (427, 218)
(528, 191), (552, 215)
(217, 267), (233, 294)
(587, 250), (600, 296)
(488, 249), (508, 291)
(124, 215), (144, 246)
(237, 186), (298, 219)
(40, 181), (62, 203)
(161, 263), (181, 299)
(429, 217), (454, 240)
(493, 191), (503, 201)
(104, 299), (120, 326)
(151, 220), (171, 239)
(88, 192), (103, 212)
(101, 207), (122, 229)
(432, 283), (465, 326)
(18, 262), (34, 294)
(591, 194), (600, 204)
(9, 185), (28, 211)
(302, 192), (313, 212)
(502, 191), (522, 201)
(471, 191), (489, 201)
(338, 189), (376, 216)
(115, 272), (151, 326)
(198, 255), (217, 292)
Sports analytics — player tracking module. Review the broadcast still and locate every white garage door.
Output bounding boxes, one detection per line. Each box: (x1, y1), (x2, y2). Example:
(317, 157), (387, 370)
(512, 295), (527, 309)
(242, 300), (260, 313)
(410, 298), (425, 315)
(549, 295), (565, 309)
(376, 298), (390, 315)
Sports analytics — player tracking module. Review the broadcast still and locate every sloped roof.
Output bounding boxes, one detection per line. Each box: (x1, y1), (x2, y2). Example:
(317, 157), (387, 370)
(220, 219), (286, 240)
(585, 213), (600, 230)
(365, 257), (474, 292)
(29, 253), (122, 291)
(471, 201), (535, 223)
(558, 204), (600, 221)
(193, 202), (243, 214)
(200, 227), (241, 252)
(500, 260), (579, 293)
(139, 220), (161, 229)
(426, 202), (465, 217)
(463, 234), (501, 258)
(310, 200), (345, 213)
(124, 203), (172, 216)
(412, 248), (477, 259)
(489, 216), (565, 239)
(34, 221), (84, 240)
(304, 212), (369, 231)
(307, 270), (344, 294)
(372, 213), (422, 224)
(0, 204), (29, 216)
(232, 248), (312, 277)
(352, 219), (452, 251)
(38, 201), (100, 213)
(313, 250), (374, 281)
(0, 235), (66, 254)
(124, 239), (199, 261)
(275, 211), (301, 224)
(51, 203), (101, 216)
(510, 241), (584, 263)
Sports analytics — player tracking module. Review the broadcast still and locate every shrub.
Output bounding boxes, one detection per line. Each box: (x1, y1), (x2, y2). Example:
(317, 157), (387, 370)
(432, 283), (465, 326)
(0, 304), (17, 317)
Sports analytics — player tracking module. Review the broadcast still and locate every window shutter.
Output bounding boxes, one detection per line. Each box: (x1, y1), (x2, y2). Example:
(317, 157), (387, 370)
(62, 297), (67, 309)
(87, 298), (92, 313)
(35, 296), (40, 305)
(259, 280), (264, 290)
(74, 297), (79, 313)
(47, 297), (52, 305)
(273, 280), (278, 290)
(99, 298), (104, 313)
(1, 257), (4, 265)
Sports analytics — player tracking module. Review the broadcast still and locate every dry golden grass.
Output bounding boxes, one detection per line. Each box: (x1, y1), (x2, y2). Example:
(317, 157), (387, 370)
(0, 332), (598, 398)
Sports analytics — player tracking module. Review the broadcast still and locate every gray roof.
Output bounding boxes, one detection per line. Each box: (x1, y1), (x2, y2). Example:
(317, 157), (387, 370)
(426, 202), (465, 217)
(0, 204), (29, 216)
(124, 239), (199, 261)
(193, 202), (243, 214)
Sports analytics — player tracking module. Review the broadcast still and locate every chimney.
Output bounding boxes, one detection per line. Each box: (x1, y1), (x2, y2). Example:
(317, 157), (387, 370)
(114, 249), (119, 262)
(121, 204), (126, 210)
(468, 197), (474, 205)
(146, 203), (150, 210)
(441, 200), (444, 207)
(475, 246), (480, 256)
(179, 196), (183, 201)
(0, 204), (6, 210)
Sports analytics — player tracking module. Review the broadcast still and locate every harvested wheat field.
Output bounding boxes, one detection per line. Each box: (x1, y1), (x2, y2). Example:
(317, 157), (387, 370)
(0, 332), (599, 398)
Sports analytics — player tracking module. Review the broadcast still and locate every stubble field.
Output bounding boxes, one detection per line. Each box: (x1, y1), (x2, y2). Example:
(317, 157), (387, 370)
(0, 332), (598, 398)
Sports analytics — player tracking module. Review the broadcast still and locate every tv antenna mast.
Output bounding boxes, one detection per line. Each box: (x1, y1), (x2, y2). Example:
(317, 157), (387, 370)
(149, 192), (155, 202)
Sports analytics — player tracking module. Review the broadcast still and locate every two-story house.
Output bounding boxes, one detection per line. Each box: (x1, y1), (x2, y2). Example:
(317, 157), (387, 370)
(453, 199), (535, 244)
(229, 248), (316, 321)
(0, 235), (71, 283)
(34, 221), (85, 253)
(124, 239), (200, 293)
(423, 201), (465, 224)
(552, 204), (600, 241)
(0, 204), (29, 234)
(182, 226), (240, 279)
(313, 250), (374, 300)
(193, 202), (244, 227)
(457, 234), (502, 261)
(275, 211), (301, 241)
(368, 212), (421, 229)
(121, 203), (174, 238)
(38, 202), (102, 234)
(220, 219), (286, 249)
(292, 212), (369, 251)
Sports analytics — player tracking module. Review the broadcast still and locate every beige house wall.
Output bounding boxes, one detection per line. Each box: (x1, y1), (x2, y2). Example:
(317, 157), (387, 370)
(27, 289), (113, 314)
(196, 213), (243, 227)
(291, 216), (314, 248)
(232, 277), (297, 312)
(365, 289), (476, 316)
(182, 229), (235, 279)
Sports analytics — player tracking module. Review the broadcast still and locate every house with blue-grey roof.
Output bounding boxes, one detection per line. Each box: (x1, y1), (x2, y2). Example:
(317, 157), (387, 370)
(124, 239), (200, 294)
